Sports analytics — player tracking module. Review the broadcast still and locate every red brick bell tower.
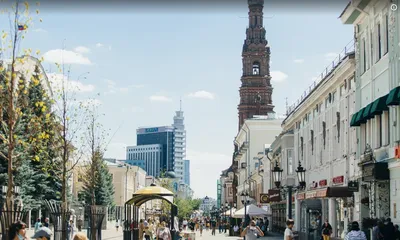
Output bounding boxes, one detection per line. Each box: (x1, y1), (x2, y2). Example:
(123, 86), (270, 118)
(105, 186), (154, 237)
(238, 0), (274, 131)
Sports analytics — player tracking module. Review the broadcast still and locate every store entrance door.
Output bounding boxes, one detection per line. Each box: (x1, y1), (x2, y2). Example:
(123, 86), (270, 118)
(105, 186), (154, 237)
(307, 209), (322, 240)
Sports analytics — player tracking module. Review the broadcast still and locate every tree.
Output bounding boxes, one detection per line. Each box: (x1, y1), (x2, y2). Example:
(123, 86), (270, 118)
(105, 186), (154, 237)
(15, 65), (61, 208)
(79, 105), (114, 238)
(190, 198), (202, 211)
(0, 0), (43, 213)
(50, 66), (90, 240)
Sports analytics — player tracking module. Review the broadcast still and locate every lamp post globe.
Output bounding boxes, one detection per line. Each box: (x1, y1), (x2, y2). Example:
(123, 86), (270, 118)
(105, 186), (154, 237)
(296, 161), (306, 188)
(271, 161), (283, 188)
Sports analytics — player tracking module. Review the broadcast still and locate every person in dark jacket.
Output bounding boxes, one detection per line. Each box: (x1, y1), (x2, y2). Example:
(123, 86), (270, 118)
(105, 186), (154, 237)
(383, 218), (396, 240)
(322, 219), (333, 240)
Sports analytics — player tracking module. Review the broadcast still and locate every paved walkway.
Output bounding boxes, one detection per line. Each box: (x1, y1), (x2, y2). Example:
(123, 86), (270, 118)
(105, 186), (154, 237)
(183, 229), (283, 240)
(26, 228), (282, 239)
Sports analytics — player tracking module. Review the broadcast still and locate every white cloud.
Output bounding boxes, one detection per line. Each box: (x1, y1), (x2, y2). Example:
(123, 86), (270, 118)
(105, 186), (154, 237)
(187, 149), (231, 198)
(108, 45), (112, 51)
(325, 52), (338, 61)
(43, 49), (92, 65)
(271, 71), (288, 82)
(96, 43), (104, 47)
(187, 90), (215, 100)
(294, 59), (304, 63)
(149, 95), (172, 102)
(32, 28), (47, 33)
(47, 73), (95, 93)
(74, 46), (90, 54)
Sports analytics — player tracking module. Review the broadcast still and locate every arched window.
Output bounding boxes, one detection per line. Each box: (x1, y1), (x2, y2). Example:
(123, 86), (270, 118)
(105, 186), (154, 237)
(252, 61), (260, 75)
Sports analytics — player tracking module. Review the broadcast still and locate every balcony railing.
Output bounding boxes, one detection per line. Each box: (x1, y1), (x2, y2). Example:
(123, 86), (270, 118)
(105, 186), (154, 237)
(286, 39), (355, 116)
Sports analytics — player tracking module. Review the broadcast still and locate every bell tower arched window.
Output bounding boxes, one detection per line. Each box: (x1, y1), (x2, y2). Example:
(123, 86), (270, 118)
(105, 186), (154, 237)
(252, 61), (260, 75)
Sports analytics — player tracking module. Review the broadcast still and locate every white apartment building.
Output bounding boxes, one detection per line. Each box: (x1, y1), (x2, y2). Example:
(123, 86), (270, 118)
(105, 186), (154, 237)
(173, 108), (186, 182)
(126, 144), (163, 177)
(270, 45), (356, 238)
(341, 0), (400, 225)
(234, 115), (282, 209)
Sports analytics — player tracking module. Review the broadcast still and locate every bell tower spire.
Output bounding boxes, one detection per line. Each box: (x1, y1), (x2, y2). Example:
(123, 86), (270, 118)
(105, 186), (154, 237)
(237, 0), (274, 131)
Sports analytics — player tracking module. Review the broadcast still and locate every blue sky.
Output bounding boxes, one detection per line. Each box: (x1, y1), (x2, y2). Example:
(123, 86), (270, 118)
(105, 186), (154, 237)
(1, 1), (353, 199)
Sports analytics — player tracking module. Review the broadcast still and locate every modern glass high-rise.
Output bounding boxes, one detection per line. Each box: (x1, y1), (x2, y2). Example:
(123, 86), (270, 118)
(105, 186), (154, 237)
(183, 160), (190, 186)
(172, 104), (186, 182)
(126, 144), (162, 177)
(136, 126), (175, 173)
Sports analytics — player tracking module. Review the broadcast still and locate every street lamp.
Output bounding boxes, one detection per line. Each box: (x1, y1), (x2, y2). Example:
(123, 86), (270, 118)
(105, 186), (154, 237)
(225, 202), (229, 233)
(240, 192), (250, 225)
(270, 160), (306, 219)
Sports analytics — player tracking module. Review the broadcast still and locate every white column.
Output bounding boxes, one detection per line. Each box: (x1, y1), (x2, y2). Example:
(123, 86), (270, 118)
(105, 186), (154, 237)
(329, 198), (337, 237)
(294, 196), (300, 231)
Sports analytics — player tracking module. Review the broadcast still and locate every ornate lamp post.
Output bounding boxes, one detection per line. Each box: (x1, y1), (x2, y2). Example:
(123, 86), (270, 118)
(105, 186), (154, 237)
(271, 161), (306, 219)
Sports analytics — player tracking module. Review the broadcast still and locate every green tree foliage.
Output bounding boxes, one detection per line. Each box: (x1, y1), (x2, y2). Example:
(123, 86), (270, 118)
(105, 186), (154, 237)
(23, 65), (61, 203)
(190, 198), (202, 211)
(81, 149), (115, 207)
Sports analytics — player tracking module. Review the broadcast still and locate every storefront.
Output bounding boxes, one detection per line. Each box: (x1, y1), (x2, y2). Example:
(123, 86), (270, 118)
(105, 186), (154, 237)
(297, 186), (354, 240)
(268, 189), (288, 233)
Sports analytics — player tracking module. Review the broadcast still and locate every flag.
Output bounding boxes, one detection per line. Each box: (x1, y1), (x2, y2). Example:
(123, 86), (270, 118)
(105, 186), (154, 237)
(18, 25), (26, 31)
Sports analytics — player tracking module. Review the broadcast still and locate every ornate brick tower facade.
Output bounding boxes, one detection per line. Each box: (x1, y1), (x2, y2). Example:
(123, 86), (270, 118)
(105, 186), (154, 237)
(238, 0), (274, 130)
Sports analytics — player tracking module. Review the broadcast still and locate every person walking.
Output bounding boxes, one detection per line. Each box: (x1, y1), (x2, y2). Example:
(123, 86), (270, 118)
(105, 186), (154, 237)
(73, 232), (88, 240)
(284, 219), (295, 240)
(322, 219), (333, 240)
(345, 221), (367, 240)
(9, 221), (28, 240)
(31, 226), (53, 240)
(241, 220), (264, 240)
(156, 221), (171, 240)
(199, 220), (204, 237)
(383, 218), (396, 240)
(34, 218), (42, 232)
(211, 218), (217, 236)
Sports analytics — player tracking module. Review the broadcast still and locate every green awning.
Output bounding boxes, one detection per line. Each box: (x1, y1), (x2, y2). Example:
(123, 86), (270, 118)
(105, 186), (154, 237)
(354, 108), (365, 125)
(370, 95), (389, 116)
(362, 103), (373, 120)
(350, 113), (359, 127)
(386, 86), (400, 106)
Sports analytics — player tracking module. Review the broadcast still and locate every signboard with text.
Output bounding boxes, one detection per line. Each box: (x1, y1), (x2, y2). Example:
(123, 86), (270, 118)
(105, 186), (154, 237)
(268, 189), (281, 202)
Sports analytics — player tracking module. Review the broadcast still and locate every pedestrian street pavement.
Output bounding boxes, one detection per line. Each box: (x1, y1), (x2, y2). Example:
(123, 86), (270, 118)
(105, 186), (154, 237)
(187, 229), (283, 240)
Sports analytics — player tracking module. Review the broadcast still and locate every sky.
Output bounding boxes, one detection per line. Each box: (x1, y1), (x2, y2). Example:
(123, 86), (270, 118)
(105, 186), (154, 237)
(1, 0), (353, 199)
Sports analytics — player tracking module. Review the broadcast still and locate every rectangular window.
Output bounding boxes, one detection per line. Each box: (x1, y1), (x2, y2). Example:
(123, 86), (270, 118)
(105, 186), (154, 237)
(378, 23), (382, 60)
(340, 84), (344, 96)
(288, 149), (293, 175)
(370, 32), (374, 66)
(363, 38), (367, 73)
(385, 14), (389, 54)
(377, 115), (382, 148)
(332, 91), (337, 102)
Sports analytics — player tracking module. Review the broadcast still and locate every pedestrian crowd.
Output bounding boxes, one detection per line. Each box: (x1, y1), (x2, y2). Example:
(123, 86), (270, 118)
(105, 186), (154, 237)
(7, 219), (88, 240)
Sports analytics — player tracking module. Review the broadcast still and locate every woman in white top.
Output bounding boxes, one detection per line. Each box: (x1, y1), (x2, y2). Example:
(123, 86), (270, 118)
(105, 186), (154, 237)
(241, 220), (264, 240)
(284, 219), (295, 240)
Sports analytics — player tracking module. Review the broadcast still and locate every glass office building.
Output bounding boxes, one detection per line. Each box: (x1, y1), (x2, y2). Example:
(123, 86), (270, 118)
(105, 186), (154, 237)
(136, 126), (175, 173)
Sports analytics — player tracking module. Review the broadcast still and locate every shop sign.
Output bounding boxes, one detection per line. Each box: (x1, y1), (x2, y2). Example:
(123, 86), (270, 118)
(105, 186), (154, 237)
(306, 191), (317, 199)
(316, 189), (328, 198)
(348, 181), (359, 192)
(297, 193), (305, 200)
(333, 176), (344, 185)
(268, 189), (281, 202)
(319, 179), (327, 187)
(260, 193), (269, 203)
(362, 162), (389, 181)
